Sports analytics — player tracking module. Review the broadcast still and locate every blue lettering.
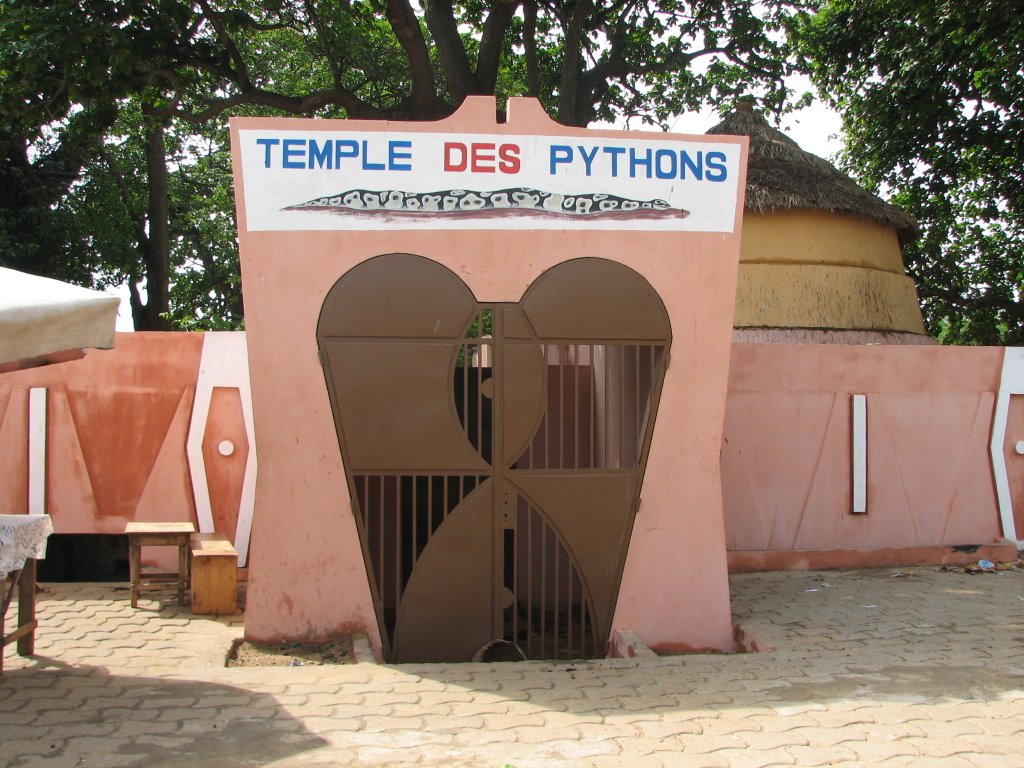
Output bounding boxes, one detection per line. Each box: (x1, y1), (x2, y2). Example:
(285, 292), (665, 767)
(550, 145), (573, 174)
(308, 139), (332, 169)
(629, 148), (652, 178)
(256, 138), (279, 168)
(655, 149), (677, 180)
(603, 146), (625, 176)
(361, 140), (385, 171)
(334, 140), (358, 167)
(255, 135), (725, 183)
(389, 140), (413, 171)
(705, 151), (728, 182)
(578, 145), (599, 176)
(680, 151), (703, 180)
(282, 139), (305, 169)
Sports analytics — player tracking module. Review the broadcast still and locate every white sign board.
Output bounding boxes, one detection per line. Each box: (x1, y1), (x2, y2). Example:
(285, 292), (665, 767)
(238, 130), (742, 232)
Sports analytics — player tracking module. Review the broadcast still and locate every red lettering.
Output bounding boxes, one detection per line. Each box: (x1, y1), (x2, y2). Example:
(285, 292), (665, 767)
(498, 144), (521, 174)
(445, 141), (521, 173)
(470, 143), (497, 172)
(444, 142), (468, 172)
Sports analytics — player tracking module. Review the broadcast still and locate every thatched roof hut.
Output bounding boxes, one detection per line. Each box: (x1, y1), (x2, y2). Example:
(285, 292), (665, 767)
(707, 103), (930, 343)
(707, 103), (918, 246)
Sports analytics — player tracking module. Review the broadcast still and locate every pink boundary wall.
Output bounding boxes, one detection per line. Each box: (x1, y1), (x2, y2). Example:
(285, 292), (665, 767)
(2, 335), (1019, 640)
(231, 97), (748, 658)
(0, 332), (255, 572)
(723, 343), (1018, 569)
(0, 334), (203, 536)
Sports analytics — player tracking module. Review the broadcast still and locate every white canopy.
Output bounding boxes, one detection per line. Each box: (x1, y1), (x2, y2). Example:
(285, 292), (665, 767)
(0, 268), (120, 365)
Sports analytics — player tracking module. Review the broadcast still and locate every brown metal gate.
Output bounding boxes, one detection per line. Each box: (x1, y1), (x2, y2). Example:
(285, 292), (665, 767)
(317, 254), (671, 662)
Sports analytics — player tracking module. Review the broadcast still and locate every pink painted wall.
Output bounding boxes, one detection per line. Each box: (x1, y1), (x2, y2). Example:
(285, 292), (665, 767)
(723, 344), (1007, 554)
(232, 97), (748, 657)
(2, 331), (1017, 633)
(0, 334), (202, 533)
(200, 386), (249, 545)
(0, 333), (252, 570)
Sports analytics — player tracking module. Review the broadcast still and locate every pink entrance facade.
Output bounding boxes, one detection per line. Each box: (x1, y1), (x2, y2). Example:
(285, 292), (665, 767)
(229, 98), (748, 660)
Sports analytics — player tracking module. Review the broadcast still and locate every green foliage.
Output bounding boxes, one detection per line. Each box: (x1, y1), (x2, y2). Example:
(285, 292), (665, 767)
(1, 0), (805, 330)
(795, 0), (1024, 344)
(60, 105), (243, 330)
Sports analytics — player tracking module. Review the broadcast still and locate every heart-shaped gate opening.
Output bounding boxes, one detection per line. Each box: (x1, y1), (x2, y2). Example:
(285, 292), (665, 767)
(317, 254), (671, 662)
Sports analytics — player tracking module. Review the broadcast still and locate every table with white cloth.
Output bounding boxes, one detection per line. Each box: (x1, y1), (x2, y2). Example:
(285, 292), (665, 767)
(1, 514), (53, 673)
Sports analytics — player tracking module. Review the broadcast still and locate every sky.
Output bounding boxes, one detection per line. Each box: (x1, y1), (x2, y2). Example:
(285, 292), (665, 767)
(776, 99), (845, 161)
(669, 88), (845, 161)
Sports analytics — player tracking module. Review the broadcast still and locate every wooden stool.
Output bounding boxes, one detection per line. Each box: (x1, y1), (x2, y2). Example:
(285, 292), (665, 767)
(190, 533), (238, 615)
(126, 522), (195, 608)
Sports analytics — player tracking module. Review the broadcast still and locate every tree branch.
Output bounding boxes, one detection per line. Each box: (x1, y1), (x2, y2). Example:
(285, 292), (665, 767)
(196, 0), (253, 90)
(476, 0), (521, 92)
(913, 276), (1024, 317)
(523, 0), (540, 97)
(423, 0), (477, 102)
(557, 0), (594, 125)
(385, 0), (444, 115)
(169, 85), (387, 123)
(304, 0), (346, 89)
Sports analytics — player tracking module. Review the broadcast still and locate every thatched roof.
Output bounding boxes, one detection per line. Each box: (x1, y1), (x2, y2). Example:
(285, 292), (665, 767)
(707, 104), (919, 244)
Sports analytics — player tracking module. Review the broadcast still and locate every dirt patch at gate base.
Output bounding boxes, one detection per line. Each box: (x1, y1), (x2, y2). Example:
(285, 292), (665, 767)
(226, 636), (356, 667)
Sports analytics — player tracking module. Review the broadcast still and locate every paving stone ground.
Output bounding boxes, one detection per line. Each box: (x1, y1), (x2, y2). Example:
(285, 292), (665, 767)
(3, 566), (1024, 767)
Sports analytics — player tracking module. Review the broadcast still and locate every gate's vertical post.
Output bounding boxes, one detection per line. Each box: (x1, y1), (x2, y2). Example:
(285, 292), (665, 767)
(490, 306), (506, 646)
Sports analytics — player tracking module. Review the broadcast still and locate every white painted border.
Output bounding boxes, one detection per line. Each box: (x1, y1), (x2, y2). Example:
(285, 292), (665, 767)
(990, 347), (1024, 545)
(186, 332), (258, 566)
(28, 388), (47, 515)
(851, 394), (867, 514)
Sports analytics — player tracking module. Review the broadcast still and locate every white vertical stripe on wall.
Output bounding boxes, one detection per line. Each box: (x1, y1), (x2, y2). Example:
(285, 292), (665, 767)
(851, 394), (867, 515)
(28, 387), (47, 515)
(990, 347), (1024, 545)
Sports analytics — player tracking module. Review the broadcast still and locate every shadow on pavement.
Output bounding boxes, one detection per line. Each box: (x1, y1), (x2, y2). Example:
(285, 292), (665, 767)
(401, 643), (1024, 716)
(771, 663), (1024, 704)
(1, 658), (329, 768)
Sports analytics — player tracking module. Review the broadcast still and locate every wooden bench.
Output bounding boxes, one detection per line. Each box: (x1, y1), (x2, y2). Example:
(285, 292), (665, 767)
(190, 533), (239, 615)
(126, 522), (195, 608)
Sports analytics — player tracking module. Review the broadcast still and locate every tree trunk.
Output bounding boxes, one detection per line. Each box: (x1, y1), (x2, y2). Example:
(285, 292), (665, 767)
(523, 0), (540, 98)
(133, 118), (173, 331)
(556, 0), (593, 126)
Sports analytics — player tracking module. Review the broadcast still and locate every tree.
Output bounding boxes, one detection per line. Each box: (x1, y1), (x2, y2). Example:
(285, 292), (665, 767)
(0, 1), (132, 282)
(0, 1), (216, 327)
(795, 0), (1024, 344)
(146, 1), (802, 128)
(60, 102), (244, 329)
(2, 1), (805, 329)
